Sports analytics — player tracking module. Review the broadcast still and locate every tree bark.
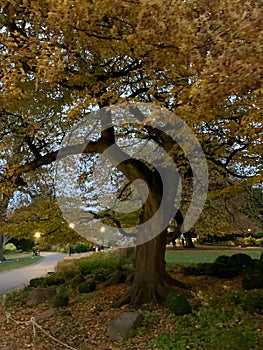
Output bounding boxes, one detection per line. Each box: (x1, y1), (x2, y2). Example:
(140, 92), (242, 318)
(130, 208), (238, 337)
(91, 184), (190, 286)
(0, 194), (11, 261)
(114, 181), (187, 308)
(0, 233), (5, 261)
(184, 231), (196, 248)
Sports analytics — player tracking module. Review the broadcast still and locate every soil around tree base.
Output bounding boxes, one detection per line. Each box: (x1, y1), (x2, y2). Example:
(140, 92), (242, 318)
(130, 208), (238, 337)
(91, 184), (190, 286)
(1, 271), (262, 350)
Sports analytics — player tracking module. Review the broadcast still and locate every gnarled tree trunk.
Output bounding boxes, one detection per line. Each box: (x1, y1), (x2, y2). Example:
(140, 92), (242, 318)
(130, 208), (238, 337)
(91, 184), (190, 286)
(115, 182), (186, 308)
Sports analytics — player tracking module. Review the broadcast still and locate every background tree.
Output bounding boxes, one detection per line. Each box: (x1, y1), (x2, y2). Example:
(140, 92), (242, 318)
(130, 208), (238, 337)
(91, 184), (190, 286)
(4, 198), (85, 249)
(0, 0), (262, 305)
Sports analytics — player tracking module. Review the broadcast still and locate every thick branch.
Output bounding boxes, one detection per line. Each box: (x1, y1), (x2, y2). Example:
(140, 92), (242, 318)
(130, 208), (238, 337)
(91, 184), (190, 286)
(12, 139), (106, 184)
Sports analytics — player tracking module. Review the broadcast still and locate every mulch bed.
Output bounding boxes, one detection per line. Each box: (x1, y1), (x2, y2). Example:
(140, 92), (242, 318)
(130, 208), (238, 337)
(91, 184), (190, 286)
(0, 273), (262, 350)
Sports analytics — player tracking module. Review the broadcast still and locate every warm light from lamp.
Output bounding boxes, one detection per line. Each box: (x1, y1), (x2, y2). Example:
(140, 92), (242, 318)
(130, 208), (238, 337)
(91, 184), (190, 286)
(69, 222), (75, 229)
(34, 231), (41, 239)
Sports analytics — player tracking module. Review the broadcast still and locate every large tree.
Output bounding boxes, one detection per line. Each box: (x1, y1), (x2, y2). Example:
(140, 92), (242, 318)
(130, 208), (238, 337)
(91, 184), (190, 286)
(0, 0), (263, 305)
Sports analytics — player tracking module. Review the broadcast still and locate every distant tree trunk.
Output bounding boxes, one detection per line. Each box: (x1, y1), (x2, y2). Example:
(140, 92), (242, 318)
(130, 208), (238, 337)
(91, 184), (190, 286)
(184, 231), (196, 248)
(0, 234), (5, 261)
(0, 194), (10, 261)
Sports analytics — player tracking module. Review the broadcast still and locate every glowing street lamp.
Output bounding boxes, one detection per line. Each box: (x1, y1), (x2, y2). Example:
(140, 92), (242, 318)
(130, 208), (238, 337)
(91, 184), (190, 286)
(67, 223), (76, 257)
(33, 231), (41, 255)
(34, 231), (41, 239)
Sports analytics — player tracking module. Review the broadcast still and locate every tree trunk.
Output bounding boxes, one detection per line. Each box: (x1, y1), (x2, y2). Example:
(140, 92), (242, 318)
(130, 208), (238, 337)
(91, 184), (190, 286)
(114, 188), (187, 308)
(0, 194), (10, 261)
(115, 229), (187, 307)
(0, 233), (5, 261)
(184, 231), (196, 248)
(104, 124), (186, 308)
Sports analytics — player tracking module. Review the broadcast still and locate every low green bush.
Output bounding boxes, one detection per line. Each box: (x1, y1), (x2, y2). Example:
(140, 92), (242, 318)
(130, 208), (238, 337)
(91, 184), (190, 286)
(242, 262), (263, 290)
(183, 263), (211, 276)
(29, 277), (47, 288)
(147, 306), (257, 350)
(71, 243), (93, 253)
(29, 274), (66, 288)
(75, 250), (133, 276)
(183, 253), (255, 279)
(164, 292), (192, 315)
(3, 243), (17, 252)
(241, 290), (263, 313)
(50, 293), (69, 308)
(91, 267), (110, 283)
(3, 287), (30, 309)
(69, 274), (85, 288)
(29, 270), (80, 289)
(78, 281), (96, 294)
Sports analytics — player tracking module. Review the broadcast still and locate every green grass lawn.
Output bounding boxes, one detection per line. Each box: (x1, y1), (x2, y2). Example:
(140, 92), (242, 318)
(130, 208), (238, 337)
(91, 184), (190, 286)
(0, 252), (41, 272)
(165, 248), (262, 268)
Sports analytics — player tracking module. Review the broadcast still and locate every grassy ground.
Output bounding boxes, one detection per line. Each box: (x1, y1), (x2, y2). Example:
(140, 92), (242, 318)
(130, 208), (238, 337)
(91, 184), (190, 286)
(0, 252), (41, 272)
(165, 246), (263, 268)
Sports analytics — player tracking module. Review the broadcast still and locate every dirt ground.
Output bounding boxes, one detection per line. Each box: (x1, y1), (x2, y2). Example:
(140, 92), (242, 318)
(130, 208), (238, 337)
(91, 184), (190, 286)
(0, 270), (262, 350)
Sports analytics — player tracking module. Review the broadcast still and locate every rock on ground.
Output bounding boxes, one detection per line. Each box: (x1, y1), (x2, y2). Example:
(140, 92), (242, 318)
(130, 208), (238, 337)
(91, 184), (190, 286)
(107, 311), (144, 341)
(26, 288), (56, 307)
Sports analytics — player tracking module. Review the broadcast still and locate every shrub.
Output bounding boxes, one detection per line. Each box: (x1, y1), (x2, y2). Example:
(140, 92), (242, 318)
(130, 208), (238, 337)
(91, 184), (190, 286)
(147, 306), (257, 350)
(164, 292), (192, 315)
(29, 271), (78, 289)
(91, 267), (110, 283)
(50, 294), (69, 308)
(213, 254), (230, 264)
(29, 274), (67, 288)
(4, 288), (30, 309)
(183, 263), (212, 276)
(242, 262), (263, 290)
(229, 253), (253, 267)
(71, 243), (93, 253)
(75, 250), (133, 276)
(55, 259), (80, 274)
(243, 290), (263, 313)
(10, 238), (34, 251)
(3, 243), (17, 252)
(29, 277), (47, 288)
(78, 281), (96, 294)
(70, 274), (85, 288)
(209, 254), (251, 278)
(45, 274), (66, 286)
(184, 254), (254, 279)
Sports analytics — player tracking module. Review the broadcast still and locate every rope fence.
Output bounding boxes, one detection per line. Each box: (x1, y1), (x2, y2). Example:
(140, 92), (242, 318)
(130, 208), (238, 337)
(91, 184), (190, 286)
(3, 296), (79, 350)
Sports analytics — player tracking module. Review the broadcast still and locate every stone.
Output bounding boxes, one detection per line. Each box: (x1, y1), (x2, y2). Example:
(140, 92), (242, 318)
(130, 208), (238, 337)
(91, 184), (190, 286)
(35, 308), (57, 322)
(26, 288), (56, 307)
(107, 312), (144, 341)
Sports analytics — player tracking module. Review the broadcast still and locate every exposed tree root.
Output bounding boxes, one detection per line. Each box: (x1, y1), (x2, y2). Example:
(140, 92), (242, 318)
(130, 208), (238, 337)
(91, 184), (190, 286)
(112, 272), (190, 308)
(161, 270), (191, 289)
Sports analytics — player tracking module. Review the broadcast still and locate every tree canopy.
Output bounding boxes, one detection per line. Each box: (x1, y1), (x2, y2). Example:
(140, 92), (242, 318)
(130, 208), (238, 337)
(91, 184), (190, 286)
(0, 0), (262, 305)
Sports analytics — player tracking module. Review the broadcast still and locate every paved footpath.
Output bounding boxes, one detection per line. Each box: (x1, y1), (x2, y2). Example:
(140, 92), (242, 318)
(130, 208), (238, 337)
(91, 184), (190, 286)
(0, 252), (67, 296)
